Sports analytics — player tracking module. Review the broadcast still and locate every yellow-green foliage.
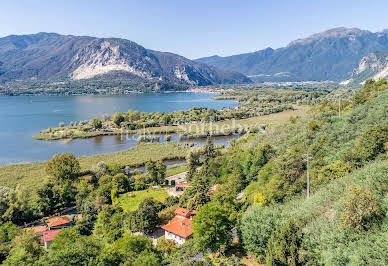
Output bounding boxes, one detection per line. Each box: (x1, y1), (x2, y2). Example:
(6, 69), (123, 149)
(253, 192), (267, 207)
(354, 79), (388, 105)
(341, 186), (384, 230)
(118, 188), (168, 213)
(317, 160), (351, 182)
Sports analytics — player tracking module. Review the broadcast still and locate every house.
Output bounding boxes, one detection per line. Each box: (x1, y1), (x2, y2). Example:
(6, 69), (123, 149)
(41, 229), (62, 248)
(175, 183), (190, 192)
(162, 207), (196, 245)
(175, 207), (196, 219)
(25, 225), (47, 234)
(47, 216), (71, 229)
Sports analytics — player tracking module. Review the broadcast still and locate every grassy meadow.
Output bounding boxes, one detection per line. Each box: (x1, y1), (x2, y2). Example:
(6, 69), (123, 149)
(118, 188), (169, 212)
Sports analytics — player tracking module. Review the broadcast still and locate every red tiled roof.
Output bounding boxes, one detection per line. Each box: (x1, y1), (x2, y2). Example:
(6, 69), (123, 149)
(175, 207), (190, 217)
(42, 229), (62, 242)
(176, 183), (190, 187)
(162, 217), (193, 238)
(47, 216), (71, 227)
(25, 226), (47, 234)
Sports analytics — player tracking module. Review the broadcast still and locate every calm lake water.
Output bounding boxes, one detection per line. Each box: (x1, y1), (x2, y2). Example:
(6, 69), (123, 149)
(0, 93), (238, 165)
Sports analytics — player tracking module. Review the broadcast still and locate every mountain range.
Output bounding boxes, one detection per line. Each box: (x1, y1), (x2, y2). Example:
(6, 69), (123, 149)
(0, 33), (250, 87)
(196, 27), (388, 83)
(2, 28), (388, 88)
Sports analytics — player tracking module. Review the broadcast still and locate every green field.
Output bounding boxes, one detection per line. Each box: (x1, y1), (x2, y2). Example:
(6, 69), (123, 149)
(0, 142), (187, 196)
(166, 164), (187, 177)
(118, 188), (169, 212)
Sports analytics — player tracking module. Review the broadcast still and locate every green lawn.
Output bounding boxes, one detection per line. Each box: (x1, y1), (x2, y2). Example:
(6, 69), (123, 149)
(118, 188), (169, 212)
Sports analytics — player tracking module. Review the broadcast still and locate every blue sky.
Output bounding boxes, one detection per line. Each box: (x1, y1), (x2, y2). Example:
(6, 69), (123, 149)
(1, 0), (388, 59)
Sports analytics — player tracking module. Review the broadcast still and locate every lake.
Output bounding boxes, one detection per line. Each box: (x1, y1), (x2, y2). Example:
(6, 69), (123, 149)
(0, 93), (238, 165)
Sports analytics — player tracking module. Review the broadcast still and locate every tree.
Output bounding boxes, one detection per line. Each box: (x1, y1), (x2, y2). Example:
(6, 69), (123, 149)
(240, 206), (281, 260)
(193, 203), (233, 253)
(112, 173), (130, 193)
(36, 181), (61, 216)
(46, 153), (80, 184)
(94, 205), (124, 243)
(341, 186), (383, 230)
(275, 145), (305, 186)
(41, 228), (102, 265)
(265, 219), (303, 266)
(156, 160), (166, 184)
(0, 187), (13, 217)
(186, 149), (201, 182)
(113, 112), (125, 127)
(0, 222), (19, 263)
(90, 117), (102, 129)
(156, 236), (177, 255)
(91, 161), (108, 179)
(202, 139), (217, 170)
(145, 160), (158, 184)
(3, 230), (44, 266)
(3, 186), (33, 224)
(60, 181), (77, 207)
(131, 198), (159, 234)
(133, 251), (161, 266)
(158, 206), (176, 225)
(98, 234), (155, 265)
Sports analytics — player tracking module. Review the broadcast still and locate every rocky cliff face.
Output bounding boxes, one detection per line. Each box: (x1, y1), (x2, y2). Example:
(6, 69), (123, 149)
(196, 27), (388, 82)
(0, 33), (250, 86)
(341, 51), (388, 85)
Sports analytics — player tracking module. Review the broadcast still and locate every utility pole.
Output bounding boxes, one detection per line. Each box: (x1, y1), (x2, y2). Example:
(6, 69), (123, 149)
(303, 154), (313, 199)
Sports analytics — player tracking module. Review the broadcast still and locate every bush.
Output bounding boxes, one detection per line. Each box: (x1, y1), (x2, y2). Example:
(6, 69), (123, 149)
(341, 186), (384, 230)
(265, 219), (303, 266)
(317, 160), (351, 182)
(241, 206), (282, 260)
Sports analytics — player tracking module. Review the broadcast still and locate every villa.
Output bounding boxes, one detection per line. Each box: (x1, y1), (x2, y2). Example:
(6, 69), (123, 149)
(161, 207), (196, 245)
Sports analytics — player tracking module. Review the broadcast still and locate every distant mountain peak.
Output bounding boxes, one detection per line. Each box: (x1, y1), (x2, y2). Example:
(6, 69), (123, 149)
(287, 27), (368, 46)
(196, 27), (388, 82)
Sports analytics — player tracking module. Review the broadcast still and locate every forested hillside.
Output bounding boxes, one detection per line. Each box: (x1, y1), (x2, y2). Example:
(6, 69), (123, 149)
(0, 33), (250, 91)
(0, 80), (387, 265)
(197, 28), (388, 82)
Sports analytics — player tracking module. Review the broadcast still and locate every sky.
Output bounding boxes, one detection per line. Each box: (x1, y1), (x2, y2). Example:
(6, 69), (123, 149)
(1, 0), (388, 59)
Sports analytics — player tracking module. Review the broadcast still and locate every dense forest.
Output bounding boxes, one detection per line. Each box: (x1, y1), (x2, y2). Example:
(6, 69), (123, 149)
(0, 80), (387, 265)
